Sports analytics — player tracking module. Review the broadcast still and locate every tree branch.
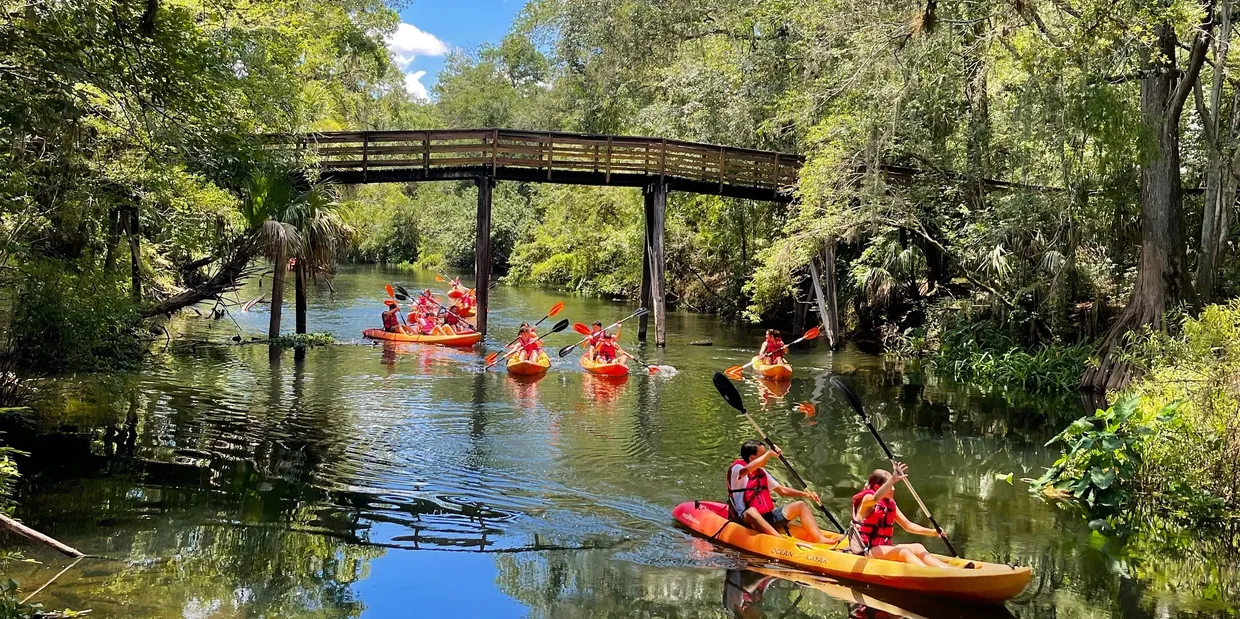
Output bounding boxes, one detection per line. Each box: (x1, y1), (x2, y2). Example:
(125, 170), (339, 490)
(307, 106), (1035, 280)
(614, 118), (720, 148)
(1168, 8), (1217, 126)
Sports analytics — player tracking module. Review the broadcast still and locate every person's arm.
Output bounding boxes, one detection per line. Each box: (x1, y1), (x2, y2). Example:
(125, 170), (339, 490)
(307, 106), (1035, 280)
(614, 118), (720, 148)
(758, 341), (769, 357)
(772, 484), (821, 504)
(856, 463), (905, 519)
(741, 447), (780, 475)
(894, 505), (938, 536)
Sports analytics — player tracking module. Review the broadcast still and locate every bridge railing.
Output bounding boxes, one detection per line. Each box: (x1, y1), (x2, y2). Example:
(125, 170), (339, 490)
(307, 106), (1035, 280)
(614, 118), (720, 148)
(281, 129), (803, 192)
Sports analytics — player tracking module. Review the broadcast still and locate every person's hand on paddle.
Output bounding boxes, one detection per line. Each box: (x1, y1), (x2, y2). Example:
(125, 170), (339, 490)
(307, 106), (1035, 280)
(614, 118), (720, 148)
(891, 461), (909, 483)
(803, 490), (822, 505)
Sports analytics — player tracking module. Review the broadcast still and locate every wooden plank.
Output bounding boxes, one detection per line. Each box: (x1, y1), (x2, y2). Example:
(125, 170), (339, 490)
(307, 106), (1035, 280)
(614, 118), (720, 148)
(606, 137), (613, 183)
(547, 134), (553, 180)
(423, 133), (430, 172)
(475, 176), (493, 335)
(491, 128), (498, 175)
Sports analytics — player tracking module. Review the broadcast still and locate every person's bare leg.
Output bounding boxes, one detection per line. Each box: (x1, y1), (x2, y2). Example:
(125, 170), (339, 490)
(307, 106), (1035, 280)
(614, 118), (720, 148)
(782, 502), (840, 544)
(868, 545), (930, 567)
(742, 508), (780, 536)
(904, 543), (953, 568)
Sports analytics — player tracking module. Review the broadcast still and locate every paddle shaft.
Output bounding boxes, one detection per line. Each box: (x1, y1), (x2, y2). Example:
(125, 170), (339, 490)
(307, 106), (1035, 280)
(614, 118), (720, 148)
(854, 412), (958, 557)
(418, 293), (477, 331)
(737, 410), (845, 533)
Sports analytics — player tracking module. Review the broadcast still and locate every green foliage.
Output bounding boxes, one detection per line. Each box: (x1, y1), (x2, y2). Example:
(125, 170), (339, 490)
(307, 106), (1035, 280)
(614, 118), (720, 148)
(270, 332), (335, 348)
(10, 262), (143, 372)
(1033, 301), (1240, 523)
(927, 320), (1093, 393)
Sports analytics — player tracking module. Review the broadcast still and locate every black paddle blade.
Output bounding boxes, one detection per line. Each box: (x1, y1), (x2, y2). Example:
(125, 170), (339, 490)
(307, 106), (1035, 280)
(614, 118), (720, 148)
(394, 293), (409, 301)
(489, 281), (499, 289)
(830, 376), (866, 419)
(549, 318), (570, 333)
(558, 343), (577, 358)
(713, 371), (746, 413)
(395, 285), (411, 298)
(635, 307), (649, 316)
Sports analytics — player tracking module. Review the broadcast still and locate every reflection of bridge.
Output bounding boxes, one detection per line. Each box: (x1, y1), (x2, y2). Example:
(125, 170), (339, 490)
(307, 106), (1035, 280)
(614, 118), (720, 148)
(275, 129), (804, 344)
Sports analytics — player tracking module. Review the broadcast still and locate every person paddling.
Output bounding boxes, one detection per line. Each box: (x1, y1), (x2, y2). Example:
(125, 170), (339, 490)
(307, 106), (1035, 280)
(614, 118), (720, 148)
(727, 440), (839, 544)
(409, 310), (438, 335)
(757, 329), (786, 365)
(382, 300), (408, 334)
(595, 332), (631, 363)
(513, 323), (543, 362)
(850, 462), (964, 568)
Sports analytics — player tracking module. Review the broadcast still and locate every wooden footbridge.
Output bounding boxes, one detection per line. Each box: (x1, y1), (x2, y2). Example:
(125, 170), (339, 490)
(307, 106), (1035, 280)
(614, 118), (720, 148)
(277, 129), (805, 344)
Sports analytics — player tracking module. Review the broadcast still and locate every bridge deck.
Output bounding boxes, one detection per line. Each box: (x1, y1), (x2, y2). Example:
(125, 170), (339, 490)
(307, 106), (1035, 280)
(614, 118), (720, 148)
(278, 129), (803, 202)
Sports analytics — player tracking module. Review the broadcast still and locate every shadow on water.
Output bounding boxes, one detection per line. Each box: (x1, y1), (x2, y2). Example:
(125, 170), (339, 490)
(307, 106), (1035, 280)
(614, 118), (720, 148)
(0, 265), (1232, 618)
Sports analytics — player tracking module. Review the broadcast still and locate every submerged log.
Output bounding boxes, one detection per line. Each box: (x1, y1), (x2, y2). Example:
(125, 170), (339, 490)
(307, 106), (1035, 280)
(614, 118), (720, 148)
(0, 513), (84, 558)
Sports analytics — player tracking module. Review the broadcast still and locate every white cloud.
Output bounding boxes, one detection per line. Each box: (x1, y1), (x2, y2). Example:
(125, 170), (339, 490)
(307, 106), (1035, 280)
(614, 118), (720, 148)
(404, 70), (430, 101)
(387, 23), (448, 68)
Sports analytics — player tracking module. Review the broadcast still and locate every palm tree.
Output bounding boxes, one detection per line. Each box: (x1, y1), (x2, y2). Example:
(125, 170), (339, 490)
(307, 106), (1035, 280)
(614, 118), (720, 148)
(239, 171), (304, 339)
(282, 192), (353, 334)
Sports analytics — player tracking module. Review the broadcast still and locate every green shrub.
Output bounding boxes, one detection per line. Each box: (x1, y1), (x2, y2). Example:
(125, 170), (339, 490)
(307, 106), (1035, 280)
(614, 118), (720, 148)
(1032, 301), (1240, 524)
(270, 332), (335, 348)
(9, 262), (143, 372)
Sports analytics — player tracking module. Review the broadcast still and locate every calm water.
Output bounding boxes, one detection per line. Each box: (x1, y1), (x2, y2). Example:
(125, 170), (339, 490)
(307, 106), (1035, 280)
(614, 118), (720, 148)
(3, 266), (1234, 618)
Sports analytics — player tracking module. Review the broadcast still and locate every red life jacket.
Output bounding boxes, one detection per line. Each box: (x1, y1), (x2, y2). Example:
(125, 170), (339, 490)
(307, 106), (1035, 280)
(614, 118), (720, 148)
(852, 487), (897, 548)
(727, 459), (776, 520)
(521, 335), (541, 352)
(444, 312), (460, 326)
(382, 310), (398, 330)
(596, 338), (618, 359)
(765, 337), (785, 356)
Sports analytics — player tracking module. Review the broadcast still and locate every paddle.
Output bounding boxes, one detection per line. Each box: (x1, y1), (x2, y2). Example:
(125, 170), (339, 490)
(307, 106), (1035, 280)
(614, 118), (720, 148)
(484, 301), (566, 366)
(724, 327), (822, 380)
(830, 376), (959, 557)
(558, 308), (648, 358)
(712, 371), (845, 533)
(485, 319), (570, 369)
(400, 285), (479, 332)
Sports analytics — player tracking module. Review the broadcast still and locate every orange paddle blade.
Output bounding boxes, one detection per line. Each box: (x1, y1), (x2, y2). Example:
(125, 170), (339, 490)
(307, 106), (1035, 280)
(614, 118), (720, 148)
(385, 284), (396, 298)
(803, 326), (822, 341)
(484, 352), (499, 365)
(435, 275), (446, 282)
(797, 402), (817, 416)
(724, 365), (744, 379)
(648, 365), (660, 374)
(573, 323), (592, 335)
(548, 301), (565, 317)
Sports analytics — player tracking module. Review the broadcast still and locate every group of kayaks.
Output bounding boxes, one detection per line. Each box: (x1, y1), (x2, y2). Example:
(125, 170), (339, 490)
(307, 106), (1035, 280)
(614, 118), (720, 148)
(361, 289), (1030, 605)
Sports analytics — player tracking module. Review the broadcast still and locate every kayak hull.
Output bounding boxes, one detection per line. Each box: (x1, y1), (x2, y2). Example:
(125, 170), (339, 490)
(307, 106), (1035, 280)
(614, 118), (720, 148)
(362, 328), (482, 347)
(672, 501), (1030, 604)
(752, 356), (792, 380)
(580, 356), (630, 376)
(507, 351), (551, 375)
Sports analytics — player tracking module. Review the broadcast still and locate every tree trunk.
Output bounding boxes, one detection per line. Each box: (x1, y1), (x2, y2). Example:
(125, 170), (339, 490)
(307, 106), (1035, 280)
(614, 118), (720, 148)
(124, 207), (142, 300)
(963, 14), (990, 208)
(269, 246), (287, 339)
(1196, 0), (1236, 303)
(295, 260), (308, 334)
(1083, 22), (1200, 391)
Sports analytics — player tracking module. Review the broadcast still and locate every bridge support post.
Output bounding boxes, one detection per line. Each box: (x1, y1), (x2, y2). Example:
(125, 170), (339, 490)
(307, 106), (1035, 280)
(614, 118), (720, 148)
(475, 175), (494, 335)
(638, 183), (668, 346)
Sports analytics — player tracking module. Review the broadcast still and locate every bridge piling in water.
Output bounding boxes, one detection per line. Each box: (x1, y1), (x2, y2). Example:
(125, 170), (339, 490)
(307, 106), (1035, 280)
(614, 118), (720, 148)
(639, 183), (668, 347)
(475, 175), (493, 335)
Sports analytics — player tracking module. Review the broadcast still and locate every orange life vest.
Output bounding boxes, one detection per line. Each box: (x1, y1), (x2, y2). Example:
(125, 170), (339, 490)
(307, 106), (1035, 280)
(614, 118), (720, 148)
(727, 459), (776, 520)
(382, 310), (398, 331)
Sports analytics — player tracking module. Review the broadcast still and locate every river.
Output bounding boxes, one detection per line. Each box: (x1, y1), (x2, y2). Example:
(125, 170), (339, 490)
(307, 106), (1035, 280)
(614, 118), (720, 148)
(2, 265), (1233, 618)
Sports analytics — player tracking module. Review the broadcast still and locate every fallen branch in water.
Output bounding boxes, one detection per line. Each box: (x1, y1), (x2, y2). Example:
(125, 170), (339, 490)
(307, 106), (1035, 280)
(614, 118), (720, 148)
(0, 513), (84, 558)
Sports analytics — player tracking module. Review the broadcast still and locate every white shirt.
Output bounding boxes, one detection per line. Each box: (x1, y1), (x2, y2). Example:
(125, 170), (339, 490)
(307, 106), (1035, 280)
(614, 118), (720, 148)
(728, 463), (782, 514)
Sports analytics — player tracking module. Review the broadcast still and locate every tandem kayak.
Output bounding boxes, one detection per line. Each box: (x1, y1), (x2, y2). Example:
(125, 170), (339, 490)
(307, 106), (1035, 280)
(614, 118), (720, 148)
(362, 328), (482, 347)
(752, 356), (793, 380)
(580, 355), (630, 376)
(507, 351), (551, 375)
(672, 501), (1030, 604)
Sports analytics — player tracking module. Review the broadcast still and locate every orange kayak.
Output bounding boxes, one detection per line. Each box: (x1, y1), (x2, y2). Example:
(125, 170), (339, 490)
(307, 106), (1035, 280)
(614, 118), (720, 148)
(362, 328), (482, 347)
(752, 356), (792, 380)
(580, 355), (630, 376)
(672, 501), (1030, 604)
(453, 305), (476, 317)
(507, 351), (550, 375)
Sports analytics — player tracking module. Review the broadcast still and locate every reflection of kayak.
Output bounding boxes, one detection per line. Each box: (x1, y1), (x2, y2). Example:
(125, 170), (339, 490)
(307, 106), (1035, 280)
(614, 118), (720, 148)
(672, 501), (1030, 604)
(362, 328), (482, 347)
(757, 378), (790, 398)
(580, 355), (630, 376)
(746, 567), (1015, 619)
(507, 351), (550, 375)
(752, 356), (793, 380)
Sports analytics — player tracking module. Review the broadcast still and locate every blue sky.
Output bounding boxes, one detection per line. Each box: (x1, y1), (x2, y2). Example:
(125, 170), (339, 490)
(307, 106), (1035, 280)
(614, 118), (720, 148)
(389, 0), (525, 99)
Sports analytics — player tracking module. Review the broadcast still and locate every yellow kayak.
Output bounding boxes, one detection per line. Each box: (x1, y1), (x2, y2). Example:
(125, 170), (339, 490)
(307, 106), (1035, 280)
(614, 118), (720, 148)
(752, 356), (792, 380)
(673, 501), (1030, 604)
(507, 351), (551, 375)
(362, 328), (482, 347)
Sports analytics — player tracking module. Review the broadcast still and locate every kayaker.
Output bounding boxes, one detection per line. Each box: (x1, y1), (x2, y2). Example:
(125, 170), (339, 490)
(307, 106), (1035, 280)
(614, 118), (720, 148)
(596, 332), (631, 363)
(442, 308), (465, 333)
(515, 323), (543, 362)
(410, 311), (438, 336)
(416, 289), (437, 313)
(381, 300), (408, 334)
(850, 462), (959, 568)
(728, 440), (839, 544)
(758, 329), (786, 364)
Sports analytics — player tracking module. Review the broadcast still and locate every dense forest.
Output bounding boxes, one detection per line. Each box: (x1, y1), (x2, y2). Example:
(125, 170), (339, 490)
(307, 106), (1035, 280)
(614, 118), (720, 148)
(2, 0), (1239, 565)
